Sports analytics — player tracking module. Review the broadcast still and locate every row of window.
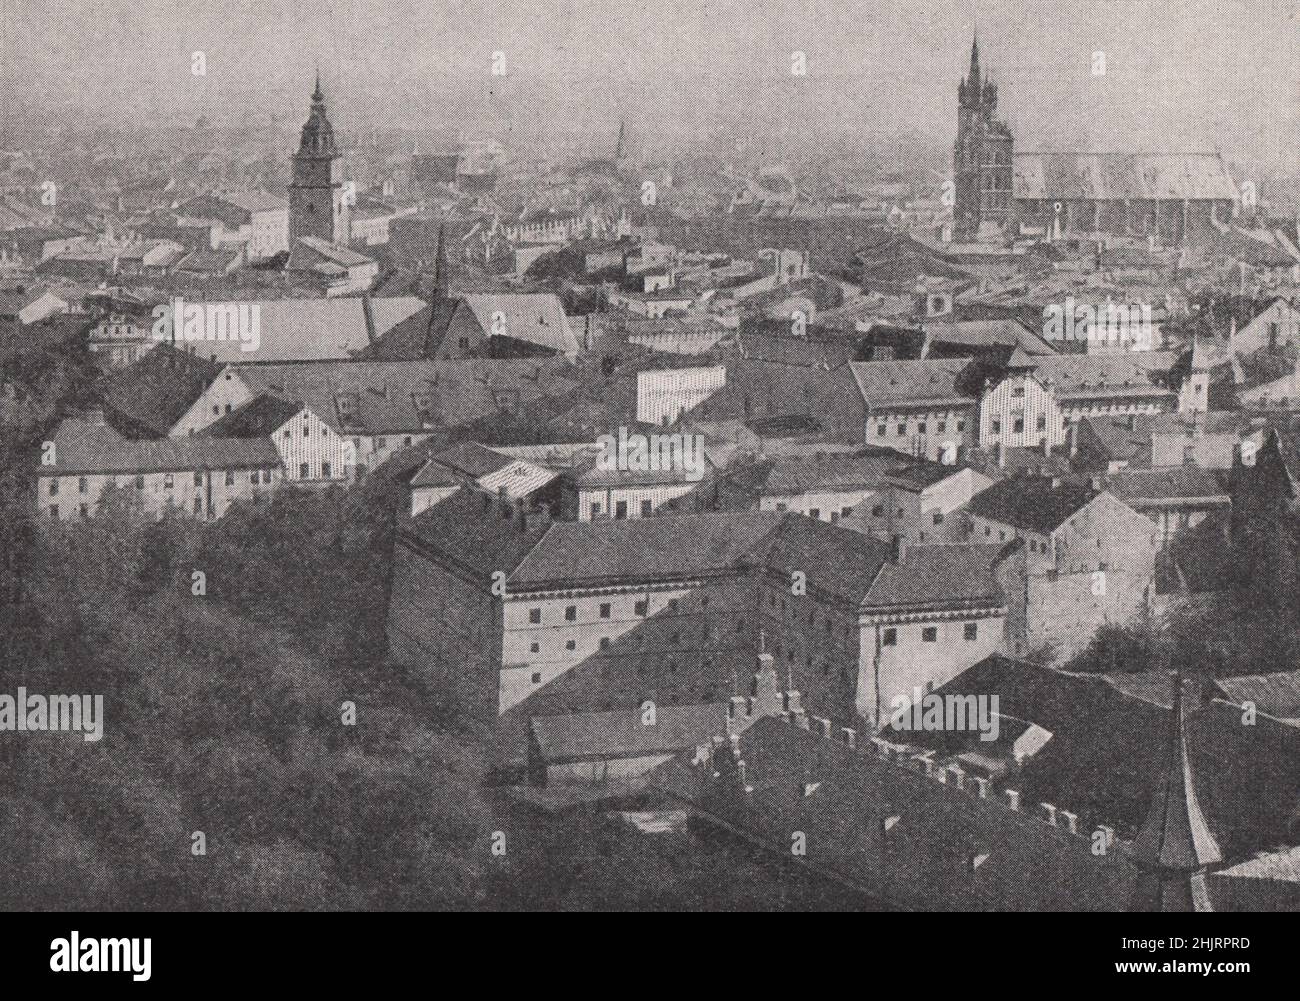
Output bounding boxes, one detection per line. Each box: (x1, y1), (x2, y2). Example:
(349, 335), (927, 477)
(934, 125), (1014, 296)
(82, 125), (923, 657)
(881, 622), (980, 645)
(47, 494), (254, 519)
(590, 498), (655, 519)
(989, 415), (1049, 435)
(527, 596), (690, 625)
(49, 469), (275, 496)
(765, 592), (856, 641)
(878, 418), (966, 438)
(773, 504), (854, 522)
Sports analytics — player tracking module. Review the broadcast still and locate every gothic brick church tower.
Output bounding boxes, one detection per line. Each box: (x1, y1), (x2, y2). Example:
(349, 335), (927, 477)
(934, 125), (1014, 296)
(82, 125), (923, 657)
(953, 33), (1014, 238)
(289, 72), (350, 246)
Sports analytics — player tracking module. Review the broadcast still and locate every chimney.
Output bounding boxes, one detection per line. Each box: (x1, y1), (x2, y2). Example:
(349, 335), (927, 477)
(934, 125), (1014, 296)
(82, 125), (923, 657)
(841, 727), (857, 750)
(948, 765), (966, 791)
(813, 716), (832, 739)
(1089, 475), (1102, 491)
(1050, 475), (1062, 489)
(1005, 789), (1021, 811)
(1059, 809), (1079, 835)
(784, 690), (803, 715)
(1041, 802), (1059, 826)
(750, 644), (782, 716)
(972, 776), (990, 799)
(891, 533), (907, 564)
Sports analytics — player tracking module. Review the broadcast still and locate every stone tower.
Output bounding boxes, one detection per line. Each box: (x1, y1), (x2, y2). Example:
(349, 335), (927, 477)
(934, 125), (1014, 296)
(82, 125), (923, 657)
(954, 33), (1014, 238)
(289, 72), (350, 246)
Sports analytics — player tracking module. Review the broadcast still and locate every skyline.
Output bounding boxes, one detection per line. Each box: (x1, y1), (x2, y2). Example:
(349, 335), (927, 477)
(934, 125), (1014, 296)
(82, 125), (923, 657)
(2, 0), (1297, 174)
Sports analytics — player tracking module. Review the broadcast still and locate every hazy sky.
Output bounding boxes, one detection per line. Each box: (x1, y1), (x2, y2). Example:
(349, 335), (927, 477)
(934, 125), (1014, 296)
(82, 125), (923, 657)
(2, 0), (1296, 170)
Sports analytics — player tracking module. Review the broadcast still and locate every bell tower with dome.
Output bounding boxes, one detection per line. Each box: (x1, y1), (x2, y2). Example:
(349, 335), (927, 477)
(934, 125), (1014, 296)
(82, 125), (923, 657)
(288, 72), (350, 246)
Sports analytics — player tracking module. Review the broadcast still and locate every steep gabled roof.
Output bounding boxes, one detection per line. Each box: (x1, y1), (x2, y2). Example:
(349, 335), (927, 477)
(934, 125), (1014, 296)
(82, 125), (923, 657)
(101, 343), (222, 437)
(849, 358), (975, 410)
(509, 511), (788, 589)
(41, 415), (279, 475)
(1013, 152), (1238, 202)
(199, 392), (307, 438)
(457, 293), (578, 356)
(1133, 675), (1222, 872)
(967, 476), (1102, 534)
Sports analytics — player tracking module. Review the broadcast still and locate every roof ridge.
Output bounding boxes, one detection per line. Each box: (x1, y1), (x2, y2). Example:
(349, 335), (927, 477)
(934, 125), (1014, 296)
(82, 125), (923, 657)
(506, 518), (559, 585)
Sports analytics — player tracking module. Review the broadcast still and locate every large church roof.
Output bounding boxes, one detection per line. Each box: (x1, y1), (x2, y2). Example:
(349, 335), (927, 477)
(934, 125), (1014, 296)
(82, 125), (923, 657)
(1013, 152), (1238, 202)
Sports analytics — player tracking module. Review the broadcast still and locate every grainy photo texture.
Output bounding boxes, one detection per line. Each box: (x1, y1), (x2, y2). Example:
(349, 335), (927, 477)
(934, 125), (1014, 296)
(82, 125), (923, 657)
(1, 0), (1298, 920)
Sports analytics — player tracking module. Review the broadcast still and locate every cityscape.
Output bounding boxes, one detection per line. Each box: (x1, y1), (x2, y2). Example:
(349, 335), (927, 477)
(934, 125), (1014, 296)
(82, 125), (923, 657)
(1, 0), (1299, 925)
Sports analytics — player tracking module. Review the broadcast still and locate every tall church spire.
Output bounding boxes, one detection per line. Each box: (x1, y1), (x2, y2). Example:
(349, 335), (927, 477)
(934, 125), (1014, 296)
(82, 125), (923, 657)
(1131, 672), (1222, 911)
(432, 223), (449, 299)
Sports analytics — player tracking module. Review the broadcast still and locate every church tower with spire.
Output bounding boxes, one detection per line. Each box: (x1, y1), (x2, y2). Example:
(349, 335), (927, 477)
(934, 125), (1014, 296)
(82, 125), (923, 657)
(1130, 673), (1222, 911)
(289, 72), (351, 246)
(954, 31), (1014, 238)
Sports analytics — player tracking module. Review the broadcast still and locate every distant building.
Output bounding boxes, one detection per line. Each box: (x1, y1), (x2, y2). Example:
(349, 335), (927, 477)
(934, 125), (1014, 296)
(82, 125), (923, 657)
(284, 236), (377, 296)
(175, 192), (289, 260)
(387, 501), (1008, 760)
(636, 365), (726, 425)
(172, 357), (579, 473)
(850, 348), (1206, 462)
(432, 293), (578, 359)
(953, 32), (1239, 243)
(201, 394), (352, 485)
(967, 475), (1158, 660)
(0, 284), (72, 325)
(36, 412), (281, 521)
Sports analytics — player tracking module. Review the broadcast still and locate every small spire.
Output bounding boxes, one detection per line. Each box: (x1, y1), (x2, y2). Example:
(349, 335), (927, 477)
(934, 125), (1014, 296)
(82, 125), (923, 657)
(1131, 671), (1221, 911)
(432, 223), (449, 298)
(312, 67), (324, 103)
